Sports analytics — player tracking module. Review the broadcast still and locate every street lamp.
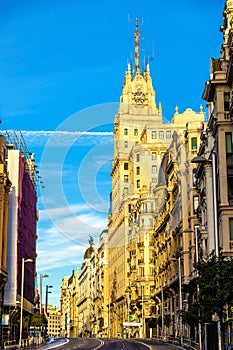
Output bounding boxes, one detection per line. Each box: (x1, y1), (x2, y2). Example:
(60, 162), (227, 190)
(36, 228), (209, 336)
(40, 274), (49, 314)
(45, 285), (53, 314)
(45, 285), (53, 339)
(141, 285), (144, 339)
(19, 258), (33, 348)
(171, 252), (183, 346)
(194, 225), (202, 350)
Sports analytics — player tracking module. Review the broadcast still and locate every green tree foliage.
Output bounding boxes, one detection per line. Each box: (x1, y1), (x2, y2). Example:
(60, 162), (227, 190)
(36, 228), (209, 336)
(31, 312), (45, 327)
(194, 255), (233, 324)
(183, 302), (199, 327)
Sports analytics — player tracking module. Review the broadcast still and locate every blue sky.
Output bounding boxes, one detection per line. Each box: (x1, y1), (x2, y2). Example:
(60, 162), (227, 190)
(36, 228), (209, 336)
(0, 0), (224, 306)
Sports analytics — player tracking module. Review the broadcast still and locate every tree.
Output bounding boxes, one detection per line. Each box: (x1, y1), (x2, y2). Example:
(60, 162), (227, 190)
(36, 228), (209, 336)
(194, 255), (233, 325)
(182, 255), (233, 346)
(31, 312), (45, 327)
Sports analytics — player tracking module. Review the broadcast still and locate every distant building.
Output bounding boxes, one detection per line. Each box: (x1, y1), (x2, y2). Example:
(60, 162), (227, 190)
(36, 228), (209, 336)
(77, 238), (94, 337)
(46, 305), (61, 338)
(90, 230), (109, 338)
(60, 276), (70, 338)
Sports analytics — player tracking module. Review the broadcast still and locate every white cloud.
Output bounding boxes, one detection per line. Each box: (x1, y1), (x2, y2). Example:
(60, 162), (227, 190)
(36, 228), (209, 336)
(37, 203), (107, 272)
(2, 129), (113, 147)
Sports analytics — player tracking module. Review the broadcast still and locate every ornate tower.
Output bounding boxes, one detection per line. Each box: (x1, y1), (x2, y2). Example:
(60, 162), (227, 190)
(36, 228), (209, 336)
(108, 19), (169, 338)
(108, 19), (205, 339)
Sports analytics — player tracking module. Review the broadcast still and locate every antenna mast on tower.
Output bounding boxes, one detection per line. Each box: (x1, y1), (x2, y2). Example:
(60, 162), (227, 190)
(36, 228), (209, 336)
(134, 17), (141, 74)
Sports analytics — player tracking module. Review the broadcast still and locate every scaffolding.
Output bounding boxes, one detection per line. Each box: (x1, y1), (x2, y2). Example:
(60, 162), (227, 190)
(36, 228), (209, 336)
(3, 130), (41, 190)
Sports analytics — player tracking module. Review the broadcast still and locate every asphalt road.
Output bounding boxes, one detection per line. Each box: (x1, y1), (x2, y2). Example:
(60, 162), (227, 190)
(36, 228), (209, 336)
(38, 338), (182, 350)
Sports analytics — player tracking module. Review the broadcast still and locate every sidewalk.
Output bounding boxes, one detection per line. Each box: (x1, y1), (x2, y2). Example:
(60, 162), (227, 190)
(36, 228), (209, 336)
(134, 339), (185, 350)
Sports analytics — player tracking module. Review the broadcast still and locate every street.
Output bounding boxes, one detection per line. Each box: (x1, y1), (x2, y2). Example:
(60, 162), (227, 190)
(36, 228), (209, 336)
(37, 338), (183, 350)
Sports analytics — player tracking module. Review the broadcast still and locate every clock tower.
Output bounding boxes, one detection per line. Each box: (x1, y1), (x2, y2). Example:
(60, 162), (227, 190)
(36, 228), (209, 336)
(108, 18), (165, 338)
(119, 18), (161, 114)
(107, 18), (206, 339)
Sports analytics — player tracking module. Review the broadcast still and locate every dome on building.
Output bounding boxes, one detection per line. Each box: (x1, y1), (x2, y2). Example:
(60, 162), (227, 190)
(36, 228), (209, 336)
(84, 245), (94, 260)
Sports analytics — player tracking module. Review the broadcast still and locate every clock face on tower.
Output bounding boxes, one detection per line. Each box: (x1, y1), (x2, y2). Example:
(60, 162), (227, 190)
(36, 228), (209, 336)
(133, 90), (146, 105)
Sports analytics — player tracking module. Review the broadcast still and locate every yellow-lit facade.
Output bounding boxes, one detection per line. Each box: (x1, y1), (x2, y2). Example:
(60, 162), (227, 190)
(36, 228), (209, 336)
(60, 3), (233, 342)
(46, 305), (61, 338)
(60, 276), (70, 337)
(108, 20), (206, 338)
(90, 230), (109, 337)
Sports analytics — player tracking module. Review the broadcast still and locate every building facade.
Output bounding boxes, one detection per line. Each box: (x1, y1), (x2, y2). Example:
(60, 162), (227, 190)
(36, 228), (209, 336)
(77, 239), (94, 337)
(60, 276), (70, 337)
(200, 0), (233, 258)
(3, 131), (38, 344)
(90, 230), (109, 338)
(46, 305), (61, 338)
(0, 135), (11, 347)
(108, 19), (205, 338)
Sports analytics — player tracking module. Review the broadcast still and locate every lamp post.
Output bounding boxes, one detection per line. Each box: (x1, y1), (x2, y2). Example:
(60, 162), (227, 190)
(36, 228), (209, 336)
(178, 256), (182, 346)
(194, 225), (202, 350)
(192, 152), (222, 350)
(40, 274), (49, 314)
(171, 253), (183, 345)
(45, 285), (53, 339)
(19, 258), (33, 348)
(45, 285), (53, 315)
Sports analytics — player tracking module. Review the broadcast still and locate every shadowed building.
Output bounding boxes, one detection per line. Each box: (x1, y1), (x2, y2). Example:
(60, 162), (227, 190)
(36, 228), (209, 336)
(0, 135), (11, 347)
(3, 131), (38, 344)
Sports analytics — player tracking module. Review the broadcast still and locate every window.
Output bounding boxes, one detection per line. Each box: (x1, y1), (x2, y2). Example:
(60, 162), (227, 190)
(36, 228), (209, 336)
(137, 179), (140, 188)
(152, 178), (156, 183)
(150, 267), (155, 276)
(159, 131), (164, 139)
(124, 128), (128, 135)
(152, 152), (157, 160)
(124, 141), (128, 148)
(136, 167), (140, 175)
(191, 137), (197, 150)
(229, 218), (233, 241)
(224, 92), (230, 111)
(193, 169), (197, 186)
(124, 162), (128, 170)
(143, 203), (147, 213)
(134, 129), (138, 136)
(226, 133), (233, 153)
(152, 131), (157, 139)
(152, 165), (157, 174)
(124, 175), (128, 183)
(166, 130), (171, 138)
(193, 196), (199, 214)
(227, 168), (233, 202)
(139, 267), (144, 277)
(136, 153), (140, 162)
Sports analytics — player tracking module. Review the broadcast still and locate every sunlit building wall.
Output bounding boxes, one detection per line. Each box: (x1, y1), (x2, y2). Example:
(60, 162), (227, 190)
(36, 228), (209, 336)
(108, 19), (206, 337)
